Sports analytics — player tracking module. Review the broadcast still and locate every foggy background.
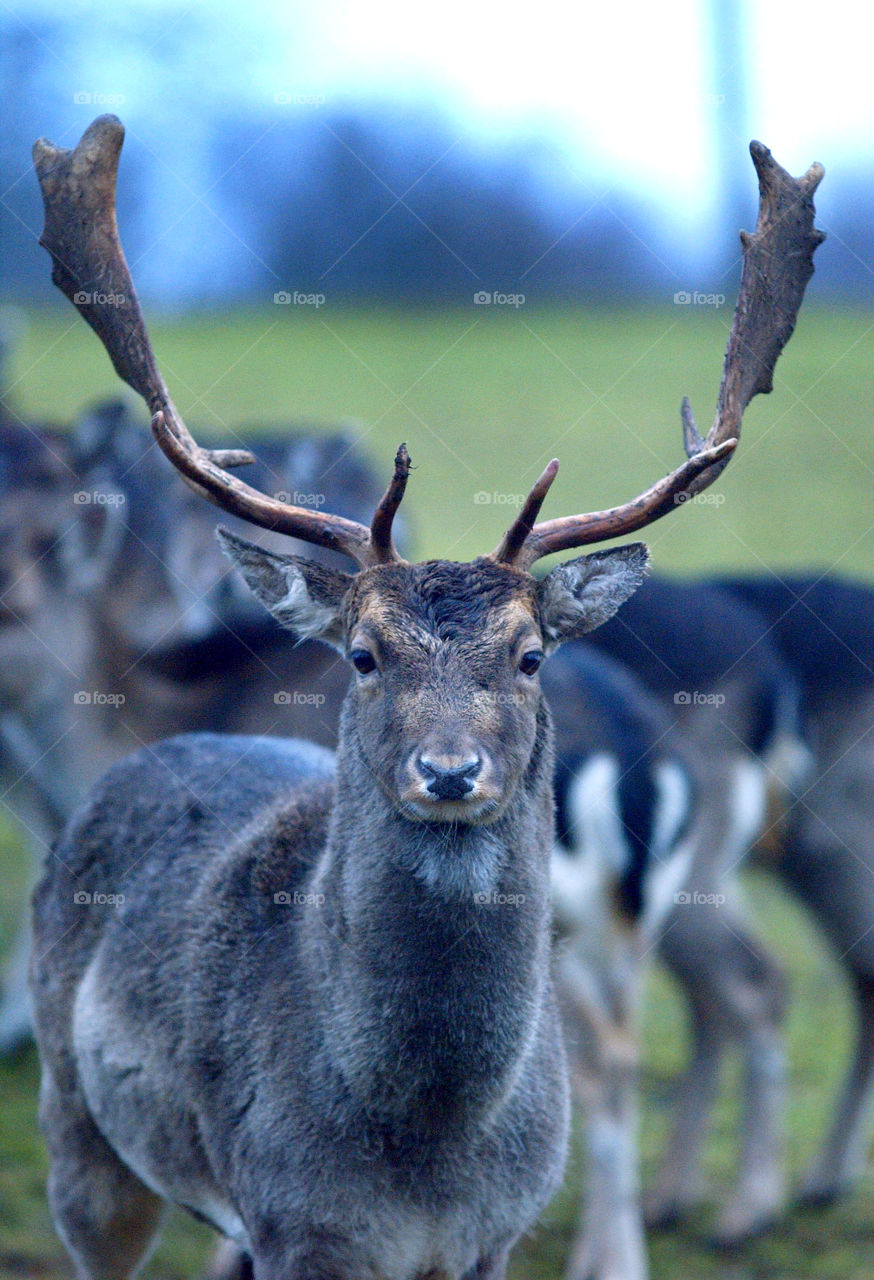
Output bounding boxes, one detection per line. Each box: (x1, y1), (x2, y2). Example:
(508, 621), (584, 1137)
(2, 0), (873, 308)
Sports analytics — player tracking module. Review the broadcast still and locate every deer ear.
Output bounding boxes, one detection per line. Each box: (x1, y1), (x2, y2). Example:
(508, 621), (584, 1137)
(216, 527), (353, 650)
(537, 543), (648, 651)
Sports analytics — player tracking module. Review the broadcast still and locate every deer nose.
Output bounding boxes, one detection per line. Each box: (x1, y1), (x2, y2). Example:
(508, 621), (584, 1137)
(417, 754), (482, 801)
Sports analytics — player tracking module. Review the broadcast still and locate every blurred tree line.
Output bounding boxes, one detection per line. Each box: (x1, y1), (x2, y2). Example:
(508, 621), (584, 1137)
(2, 14), (872, 307)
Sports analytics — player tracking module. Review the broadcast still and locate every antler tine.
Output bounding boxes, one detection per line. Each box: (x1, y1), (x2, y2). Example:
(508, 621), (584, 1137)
(34, 114), (400, 569)
(369, 443), (411, 563)
(494, 142), (824, 570)
(493, 459), (560, 565)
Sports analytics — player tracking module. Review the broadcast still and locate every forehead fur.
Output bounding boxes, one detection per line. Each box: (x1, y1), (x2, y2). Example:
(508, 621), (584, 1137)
(346, 557), (540, 644)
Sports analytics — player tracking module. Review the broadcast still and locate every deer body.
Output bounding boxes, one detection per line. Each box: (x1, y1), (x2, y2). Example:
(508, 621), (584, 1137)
(39, 723), (566, 1278)
(544, 641), (695, 1280)
(29, 115), (823, 1279)
(37, 551), (659, 1280)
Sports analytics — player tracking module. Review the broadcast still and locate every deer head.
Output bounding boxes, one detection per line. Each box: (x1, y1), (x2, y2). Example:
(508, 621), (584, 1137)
(33, 117), (824, 823)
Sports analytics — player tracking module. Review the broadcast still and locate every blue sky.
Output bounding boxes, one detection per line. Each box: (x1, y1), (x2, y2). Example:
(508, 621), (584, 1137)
(15, 0), (873, 204)
(7, 0), (872, 302)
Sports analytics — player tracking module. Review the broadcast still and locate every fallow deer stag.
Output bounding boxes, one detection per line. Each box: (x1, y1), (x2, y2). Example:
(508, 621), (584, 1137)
(30, 116), (821, 1280)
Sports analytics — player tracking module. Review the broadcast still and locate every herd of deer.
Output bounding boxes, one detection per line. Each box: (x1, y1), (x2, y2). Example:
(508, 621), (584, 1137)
(0, 114), (871, 1280)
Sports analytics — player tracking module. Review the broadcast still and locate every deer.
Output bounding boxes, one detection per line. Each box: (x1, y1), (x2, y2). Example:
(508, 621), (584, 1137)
(588, 575), (809, 1248)
(544, 641), (697, 1280)
(0, 417), (86, 1051)
(717, 573), (874, 1210)
(29, 114), (821, 1280)
(0, 399), (392, 1052)
(588, 567), (874, 1251)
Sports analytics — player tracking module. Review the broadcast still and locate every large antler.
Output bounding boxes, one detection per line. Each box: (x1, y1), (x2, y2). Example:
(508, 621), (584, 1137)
(492, 142), (825, 569)
(32, 114), (408, 569)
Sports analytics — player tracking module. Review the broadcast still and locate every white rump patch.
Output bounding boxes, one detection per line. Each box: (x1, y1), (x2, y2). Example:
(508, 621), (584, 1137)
(551, 753), (624, 930)
(641, 760), (694, 935)
(725, 756), (768, 864)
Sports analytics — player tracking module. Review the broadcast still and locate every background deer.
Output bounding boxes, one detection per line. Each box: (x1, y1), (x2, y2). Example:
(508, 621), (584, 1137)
(29, 115), (820, 1279)
(719, 573), (874, 1209)
(545, 641), (696, 1280)
(589, 575), (807, 1246)
(0, 398), (395, 1052)
(588, 567), (874, 1253)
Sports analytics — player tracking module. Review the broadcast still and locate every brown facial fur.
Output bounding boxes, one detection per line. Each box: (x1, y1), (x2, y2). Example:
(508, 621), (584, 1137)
(342, 559), (544, 824)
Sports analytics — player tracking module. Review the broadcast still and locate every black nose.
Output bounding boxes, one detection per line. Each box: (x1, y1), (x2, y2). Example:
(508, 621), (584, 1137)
(417, 756), (482, 801)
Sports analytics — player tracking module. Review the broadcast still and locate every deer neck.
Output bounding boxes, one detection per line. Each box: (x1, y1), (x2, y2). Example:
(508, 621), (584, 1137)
(300, 702), (557, 1133)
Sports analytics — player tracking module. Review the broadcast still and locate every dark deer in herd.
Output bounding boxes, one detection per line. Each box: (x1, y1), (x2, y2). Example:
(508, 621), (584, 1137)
(589, 569), (874, 1253)
(29, 115), (821, 1279)
(720, 574), (874, 1210)
(0, 400), (388, 1052)
(589, 576), (809, 1248)
(544, 641), (696, 1280)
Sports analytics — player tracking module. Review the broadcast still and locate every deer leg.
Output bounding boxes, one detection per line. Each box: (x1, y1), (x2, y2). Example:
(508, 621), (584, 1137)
(0, 797), (52, 1053)
(799, 972), (874, 1205)
(40, 1068), (165, 1280)
(648, 897), (788, 1238)
(643, 1000), (725, 1229)
(712, 944), (787, 1245)
(0, 905), (34, 1053)
(559, 945), (648, 1280)
(565, 1086), (648, 1280)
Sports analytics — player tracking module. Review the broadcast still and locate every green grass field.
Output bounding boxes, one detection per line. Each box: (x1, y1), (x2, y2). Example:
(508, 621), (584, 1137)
(2, 302), (874, 1279)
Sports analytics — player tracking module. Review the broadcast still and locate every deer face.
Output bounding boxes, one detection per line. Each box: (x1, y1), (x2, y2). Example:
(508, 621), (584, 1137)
(218, 530), (647, 825)
(0, 426), (72, 635)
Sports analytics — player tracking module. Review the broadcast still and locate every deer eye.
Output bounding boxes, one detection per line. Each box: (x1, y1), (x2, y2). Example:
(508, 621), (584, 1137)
(350, 648), (377, 676)
(519, 650), (544, 676)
